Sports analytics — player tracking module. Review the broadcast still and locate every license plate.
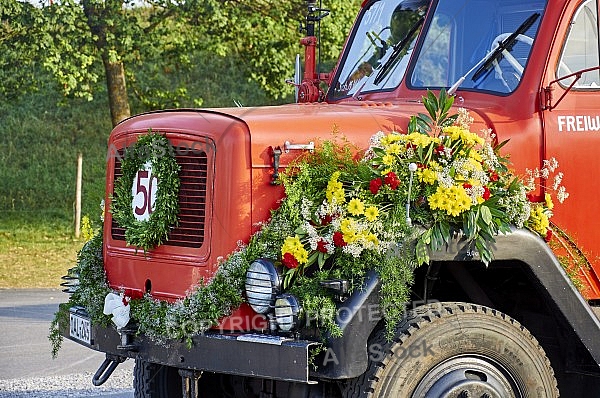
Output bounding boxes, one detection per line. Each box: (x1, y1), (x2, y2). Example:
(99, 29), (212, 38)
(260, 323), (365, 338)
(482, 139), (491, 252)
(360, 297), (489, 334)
(70, 312), (91, 344)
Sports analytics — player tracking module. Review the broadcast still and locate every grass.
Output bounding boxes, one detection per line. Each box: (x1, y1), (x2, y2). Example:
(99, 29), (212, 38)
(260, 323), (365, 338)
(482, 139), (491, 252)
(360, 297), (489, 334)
(0, 214), (90, 288)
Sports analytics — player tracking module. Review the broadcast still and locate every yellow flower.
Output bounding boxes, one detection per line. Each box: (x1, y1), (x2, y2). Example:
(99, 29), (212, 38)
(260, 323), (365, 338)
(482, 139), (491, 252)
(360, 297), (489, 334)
(418, 168), (437, 185)
(405, 132), (438, 147)
(428, 185), (471, 216)
(381, 133), (403, 146)
(326, 172), (346, 204)
(382, 153), (395, 166)
(365, 233), (379, 247)
(281, 235), (302, 254)
(545, 193), (554, 210)
(347, 198), (365, 216)
(281, 235), (309, 264)
(364, 206), (379, 222)
(468, 150), (483, 163)
(344, 231), (359, 244)
(340, 218), (356, 235)
(447, 203), (462, 217)
(443, 126), (484, 146)
(428, 191), (444, 210)
(295, 249), (309, 264)
(458, 195), (472, 211)
(386, 143), (403, 155)
(528, 204), (550, 236)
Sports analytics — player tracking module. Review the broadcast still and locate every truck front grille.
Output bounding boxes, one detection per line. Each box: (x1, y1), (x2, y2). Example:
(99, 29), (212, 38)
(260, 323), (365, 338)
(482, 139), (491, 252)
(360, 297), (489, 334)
(111, 145), (208, 248)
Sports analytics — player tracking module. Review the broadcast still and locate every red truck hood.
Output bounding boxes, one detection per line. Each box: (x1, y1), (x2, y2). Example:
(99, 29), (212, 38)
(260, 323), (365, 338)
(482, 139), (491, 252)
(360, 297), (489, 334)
(208, 101), (422, 167)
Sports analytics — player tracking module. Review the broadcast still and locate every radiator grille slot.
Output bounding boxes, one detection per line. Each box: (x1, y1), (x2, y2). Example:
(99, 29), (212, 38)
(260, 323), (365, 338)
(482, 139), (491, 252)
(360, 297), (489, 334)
(111, 145), (209, 248)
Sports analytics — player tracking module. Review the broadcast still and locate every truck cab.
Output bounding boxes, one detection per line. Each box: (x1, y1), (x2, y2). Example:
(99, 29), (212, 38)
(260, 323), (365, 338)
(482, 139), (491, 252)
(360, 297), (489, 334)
(58, 0), (600, 397)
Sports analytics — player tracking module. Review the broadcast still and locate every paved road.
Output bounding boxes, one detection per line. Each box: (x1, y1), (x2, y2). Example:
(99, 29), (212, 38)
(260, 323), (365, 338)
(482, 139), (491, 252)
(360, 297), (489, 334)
(0, 289), (134, 397)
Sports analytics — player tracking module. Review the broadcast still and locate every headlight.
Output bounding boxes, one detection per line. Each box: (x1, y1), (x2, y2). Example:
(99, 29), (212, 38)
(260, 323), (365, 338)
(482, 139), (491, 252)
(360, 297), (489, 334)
(245, 259), (281, 314)
(274, 294), (302, 332)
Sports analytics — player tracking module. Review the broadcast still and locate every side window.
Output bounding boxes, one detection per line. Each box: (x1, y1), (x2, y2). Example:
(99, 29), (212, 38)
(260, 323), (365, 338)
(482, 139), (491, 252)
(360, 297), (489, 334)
(557, 0), (600, 88)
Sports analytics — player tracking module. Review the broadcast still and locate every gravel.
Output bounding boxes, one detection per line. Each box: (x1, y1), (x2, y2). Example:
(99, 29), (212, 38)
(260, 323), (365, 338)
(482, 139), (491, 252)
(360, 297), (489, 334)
(0, 368), (134, 398)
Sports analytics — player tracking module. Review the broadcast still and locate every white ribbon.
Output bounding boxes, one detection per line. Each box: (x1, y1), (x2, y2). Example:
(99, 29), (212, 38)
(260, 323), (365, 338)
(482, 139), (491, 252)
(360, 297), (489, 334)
(103, 292), (131, 329)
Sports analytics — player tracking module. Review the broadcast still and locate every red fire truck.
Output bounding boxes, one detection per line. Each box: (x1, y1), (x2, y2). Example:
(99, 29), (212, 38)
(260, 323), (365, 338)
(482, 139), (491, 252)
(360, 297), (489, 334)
(59, 0), (600, 396)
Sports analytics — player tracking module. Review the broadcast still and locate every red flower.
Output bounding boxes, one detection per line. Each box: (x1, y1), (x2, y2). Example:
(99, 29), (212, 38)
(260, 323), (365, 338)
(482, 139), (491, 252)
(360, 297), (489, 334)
(317, 239), (328, 253)
(489, 170), (499, 182)
(463, 183), (472, 189)
(320, 214), (333, 226)
(282, 252), (299, 269)
(545, 229), (553, 242)
(370, 178), (383, 195)
(434, 144), (445, 155)
(482, 186), (491, 200)
(333, 231), (347, 247)
(384, 172), (400, 190)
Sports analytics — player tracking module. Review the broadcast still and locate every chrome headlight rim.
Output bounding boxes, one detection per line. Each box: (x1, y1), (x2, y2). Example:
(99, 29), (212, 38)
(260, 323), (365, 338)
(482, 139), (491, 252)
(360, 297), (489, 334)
(274, 293), (302, 332)
(245, 259), (282, 314)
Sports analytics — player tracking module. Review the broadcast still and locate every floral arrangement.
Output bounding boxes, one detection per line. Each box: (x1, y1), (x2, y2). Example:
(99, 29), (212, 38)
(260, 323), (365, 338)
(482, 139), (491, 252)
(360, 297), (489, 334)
(111, 132), (180, 252)
(50, 91), (568, 354)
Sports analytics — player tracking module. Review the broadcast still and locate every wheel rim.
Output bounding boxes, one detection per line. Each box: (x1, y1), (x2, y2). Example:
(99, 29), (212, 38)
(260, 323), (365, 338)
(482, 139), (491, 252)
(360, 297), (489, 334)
(412, 355), (522, 398)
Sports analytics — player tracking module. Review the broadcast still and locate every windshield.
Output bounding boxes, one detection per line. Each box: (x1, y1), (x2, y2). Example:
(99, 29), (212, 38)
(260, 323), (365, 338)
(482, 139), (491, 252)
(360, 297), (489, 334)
(328, 0), (429, 100)
(328, 0), (546, 100)
(411, 0), (546, 93)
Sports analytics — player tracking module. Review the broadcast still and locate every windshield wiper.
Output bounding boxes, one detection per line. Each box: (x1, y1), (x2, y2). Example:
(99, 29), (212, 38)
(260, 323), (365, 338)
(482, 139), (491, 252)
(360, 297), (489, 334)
(471, 12), (540, 82)
(373, 16), (425, 85)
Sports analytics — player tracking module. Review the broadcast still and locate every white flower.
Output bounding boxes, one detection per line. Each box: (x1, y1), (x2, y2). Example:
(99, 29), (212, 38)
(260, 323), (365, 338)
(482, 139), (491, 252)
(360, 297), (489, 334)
(369, 131), (386, 147)
(301, 198), (314, 220)
(543, 158), (559, 172)
(456, 108), (474, 129)
(552, 172), (564, 190)
(557, 186), (570, 203)
(342, 243), (363, 258)
(436, 172), (454, 188)
(302, 221), (318, 238)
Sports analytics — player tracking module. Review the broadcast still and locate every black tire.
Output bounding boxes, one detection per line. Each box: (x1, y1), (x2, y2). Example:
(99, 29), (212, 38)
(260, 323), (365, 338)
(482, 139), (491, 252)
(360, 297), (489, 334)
(343, 302), (559, 398)
(134, 358), (180, 398)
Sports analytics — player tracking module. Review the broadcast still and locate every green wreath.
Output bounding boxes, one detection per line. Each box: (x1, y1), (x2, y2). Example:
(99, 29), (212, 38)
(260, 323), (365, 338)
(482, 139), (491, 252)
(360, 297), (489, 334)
(111, 132), (180, 251)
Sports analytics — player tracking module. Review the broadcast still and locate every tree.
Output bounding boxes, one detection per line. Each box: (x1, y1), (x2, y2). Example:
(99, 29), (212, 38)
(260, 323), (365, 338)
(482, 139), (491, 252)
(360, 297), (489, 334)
(192, 0), (361, 98)
(2, 0), (361, 126)
(0, 0), (45, 98)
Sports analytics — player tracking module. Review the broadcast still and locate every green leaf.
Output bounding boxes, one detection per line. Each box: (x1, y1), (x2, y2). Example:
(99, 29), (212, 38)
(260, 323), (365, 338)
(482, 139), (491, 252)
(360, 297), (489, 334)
(421, 228), (432, 245)
(480, 205), (493, 226)
(317, 252), (325, 268)
(307, 251), (319, 266)
(432, 223), (442, 249)
(416, 238), (430, 265)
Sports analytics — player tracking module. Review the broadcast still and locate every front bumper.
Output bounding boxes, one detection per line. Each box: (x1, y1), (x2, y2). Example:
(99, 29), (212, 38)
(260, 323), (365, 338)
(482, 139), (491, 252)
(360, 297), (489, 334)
(62, 307), (319, 383)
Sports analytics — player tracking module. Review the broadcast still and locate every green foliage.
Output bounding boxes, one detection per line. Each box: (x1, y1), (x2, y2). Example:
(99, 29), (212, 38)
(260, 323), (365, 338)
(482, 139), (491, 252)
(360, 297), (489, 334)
(42, 0), (100, 101)
(49, 233), (111, 357)
(0, 1), (46, 98)
(111, 132), (180, 251)
(1, 0), (360, 113)
(0, 90), (110, 220)
(195, 0), (361, 99)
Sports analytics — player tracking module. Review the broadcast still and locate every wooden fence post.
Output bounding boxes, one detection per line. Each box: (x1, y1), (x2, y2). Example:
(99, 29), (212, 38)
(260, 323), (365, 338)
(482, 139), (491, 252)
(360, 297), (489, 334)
(75, 152), (83, 238)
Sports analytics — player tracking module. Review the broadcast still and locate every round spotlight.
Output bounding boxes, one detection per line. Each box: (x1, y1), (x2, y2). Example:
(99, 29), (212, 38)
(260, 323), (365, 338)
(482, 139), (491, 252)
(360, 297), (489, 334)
(245, 259), (281, 314)
(274, 294), (302, 332)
